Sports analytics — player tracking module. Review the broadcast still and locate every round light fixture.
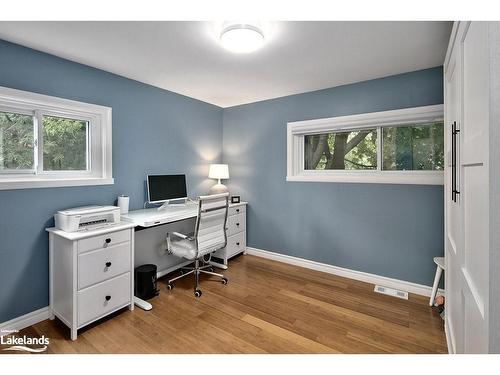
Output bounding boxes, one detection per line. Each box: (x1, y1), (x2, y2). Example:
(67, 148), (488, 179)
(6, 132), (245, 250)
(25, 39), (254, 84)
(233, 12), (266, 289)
(219, 24), (265, 53)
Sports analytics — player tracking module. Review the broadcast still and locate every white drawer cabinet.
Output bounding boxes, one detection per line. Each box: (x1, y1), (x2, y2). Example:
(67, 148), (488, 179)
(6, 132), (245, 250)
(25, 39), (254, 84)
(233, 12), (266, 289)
(214, 202), (247, 264)
(47, 223), (136, 340)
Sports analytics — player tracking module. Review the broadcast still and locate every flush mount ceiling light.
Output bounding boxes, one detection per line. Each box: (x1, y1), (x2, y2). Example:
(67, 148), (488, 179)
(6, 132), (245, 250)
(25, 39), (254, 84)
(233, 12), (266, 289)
(219, 24), (265, 53)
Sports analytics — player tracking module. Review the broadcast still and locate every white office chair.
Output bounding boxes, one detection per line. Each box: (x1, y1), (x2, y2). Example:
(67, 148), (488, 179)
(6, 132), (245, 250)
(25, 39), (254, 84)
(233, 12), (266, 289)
(165, 192), (229, 297)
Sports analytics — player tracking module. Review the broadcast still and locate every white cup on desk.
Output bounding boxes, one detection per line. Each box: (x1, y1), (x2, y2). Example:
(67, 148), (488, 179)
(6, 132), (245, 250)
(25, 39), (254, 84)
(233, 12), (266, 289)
(118, 195), (129, 214)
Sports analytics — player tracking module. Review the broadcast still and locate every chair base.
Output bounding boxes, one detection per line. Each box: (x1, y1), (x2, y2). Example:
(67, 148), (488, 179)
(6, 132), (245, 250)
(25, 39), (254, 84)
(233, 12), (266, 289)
(166, 259), (228, 297)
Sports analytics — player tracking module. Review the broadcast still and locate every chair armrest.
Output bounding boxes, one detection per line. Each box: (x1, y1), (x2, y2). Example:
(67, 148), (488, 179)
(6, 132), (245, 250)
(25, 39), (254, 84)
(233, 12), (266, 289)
(170, 232), (195, 241)
(166, 232), (195, 255)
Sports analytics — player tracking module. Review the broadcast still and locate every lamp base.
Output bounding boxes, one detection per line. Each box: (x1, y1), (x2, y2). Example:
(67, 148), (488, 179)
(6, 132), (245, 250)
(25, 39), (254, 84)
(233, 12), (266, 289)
(208, 183), (229, 195)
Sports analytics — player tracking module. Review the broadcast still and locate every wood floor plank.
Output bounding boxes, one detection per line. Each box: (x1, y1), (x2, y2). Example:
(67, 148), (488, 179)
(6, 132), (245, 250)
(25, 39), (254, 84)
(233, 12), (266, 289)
(241, 314), (340, 353)
(2, 254), (447, 354)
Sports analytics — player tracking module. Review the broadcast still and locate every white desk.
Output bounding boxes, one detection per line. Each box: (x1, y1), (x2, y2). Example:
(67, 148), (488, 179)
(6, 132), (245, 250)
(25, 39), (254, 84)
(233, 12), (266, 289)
(122, 201), (248, 266)
(121, 201), (200, 227)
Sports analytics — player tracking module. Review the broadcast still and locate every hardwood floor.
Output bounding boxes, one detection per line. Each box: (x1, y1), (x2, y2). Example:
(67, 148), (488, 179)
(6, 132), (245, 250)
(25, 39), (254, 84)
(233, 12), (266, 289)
(4, 254), (447, 354)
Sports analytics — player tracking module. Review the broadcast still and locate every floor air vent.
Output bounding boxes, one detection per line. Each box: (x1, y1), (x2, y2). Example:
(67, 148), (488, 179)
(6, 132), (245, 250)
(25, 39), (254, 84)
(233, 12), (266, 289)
(374, 285), (408, 300)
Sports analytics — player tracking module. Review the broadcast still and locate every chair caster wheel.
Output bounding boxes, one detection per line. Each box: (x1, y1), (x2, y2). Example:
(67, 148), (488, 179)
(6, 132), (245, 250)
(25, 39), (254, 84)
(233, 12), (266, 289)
(194, 290), (202, 298)
(179, 270), (184, 275)
(167, 283), (174, 290)
(221, 277), (228, 285)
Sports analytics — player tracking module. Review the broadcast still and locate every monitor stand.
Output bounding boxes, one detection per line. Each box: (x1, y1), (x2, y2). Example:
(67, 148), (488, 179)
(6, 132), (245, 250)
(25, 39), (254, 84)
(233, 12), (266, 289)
(157, 198), (187, 211)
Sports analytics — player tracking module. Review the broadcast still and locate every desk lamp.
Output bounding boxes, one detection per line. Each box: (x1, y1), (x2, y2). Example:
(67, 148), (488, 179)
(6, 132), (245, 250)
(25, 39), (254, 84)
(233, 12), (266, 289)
(208, 164), (229, 194)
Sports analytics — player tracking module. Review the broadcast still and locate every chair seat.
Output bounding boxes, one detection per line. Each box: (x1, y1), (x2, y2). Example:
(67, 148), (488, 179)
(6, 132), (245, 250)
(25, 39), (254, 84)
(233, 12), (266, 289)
(170, 239), (198, 260)
(170, 237), (226, 261)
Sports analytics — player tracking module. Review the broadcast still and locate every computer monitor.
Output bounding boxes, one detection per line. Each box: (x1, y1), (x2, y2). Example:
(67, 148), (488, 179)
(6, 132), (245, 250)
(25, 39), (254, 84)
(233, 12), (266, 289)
(147, 174), (187, 205)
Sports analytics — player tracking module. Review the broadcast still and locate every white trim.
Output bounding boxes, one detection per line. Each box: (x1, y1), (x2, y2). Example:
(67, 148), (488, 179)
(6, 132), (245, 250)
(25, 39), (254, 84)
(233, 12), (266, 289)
(246, 247), (445, 298)
(287, 104), (445, 185)
(0, 307), (50, 336)
(287, 171), (443, 185)
(0, 177), (114, 191)
(288, 105), (444, 134)
(445, 314), (455, 354)
(0, 85), (113, 189)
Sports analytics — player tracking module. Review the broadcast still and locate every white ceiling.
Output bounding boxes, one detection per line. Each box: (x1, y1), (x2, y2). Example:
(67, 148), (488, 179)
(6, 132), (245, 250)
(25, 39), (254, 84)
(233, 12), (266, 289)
(0, 21), (452, 108)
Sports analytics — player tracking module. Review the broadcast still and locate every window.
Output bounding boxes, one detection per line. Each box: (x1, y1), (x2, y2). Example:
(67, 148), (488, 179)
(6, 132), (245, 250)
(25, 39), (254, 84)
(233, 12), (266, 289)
(0, 86), (113, 190)
(382, 122), (444, 171)
(287, 105), (444, 185)
(42, 115), (89, 171)
(0, 111), (35, 171)
(305, 129), (378, 170)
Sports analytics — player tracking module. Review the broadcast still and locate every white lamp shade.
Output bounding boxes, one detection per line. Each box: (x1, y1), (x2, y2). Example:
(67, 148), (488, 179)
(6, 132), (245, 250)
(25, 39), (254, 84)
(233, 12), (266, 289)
(208, 164), (229, 180)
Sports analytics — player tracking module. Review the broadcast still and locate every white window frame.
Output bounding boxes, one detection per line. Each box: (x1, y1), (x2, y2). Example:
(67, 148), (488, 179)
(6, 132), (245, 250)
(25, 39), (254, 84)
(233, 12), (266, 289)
(287, 104), (444, 185)
(0, 86), (113, 190)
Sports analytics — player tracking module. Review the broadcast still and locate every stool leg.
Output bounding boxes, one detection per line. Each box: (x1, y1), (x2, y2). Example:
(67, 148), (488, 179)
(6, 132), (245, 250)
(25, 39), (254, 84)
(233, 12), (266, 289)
(429, 265), (443, 306)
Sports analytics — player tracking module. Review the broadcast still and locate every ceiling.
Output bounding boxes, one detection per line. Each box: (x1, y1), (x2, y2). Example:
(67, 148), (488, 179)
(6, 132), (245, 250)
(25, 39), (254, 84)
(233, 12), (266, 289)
(0, 21), (452, 108)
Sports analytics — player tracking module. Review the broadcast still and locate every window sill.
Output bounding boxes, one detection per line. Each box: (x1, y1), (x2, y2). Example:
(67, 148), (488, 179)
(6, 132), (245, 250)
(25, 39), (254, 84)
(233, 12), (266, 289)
(0, 177), (114, 191)
(286, 172), (444, 185)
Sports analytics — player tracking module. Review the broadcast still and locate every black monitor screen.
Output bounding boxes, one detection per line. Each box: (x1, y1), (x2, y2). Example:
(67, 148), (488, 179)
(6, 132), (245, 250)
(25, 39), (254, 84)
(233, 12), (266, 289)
(147, 174), (187, 203)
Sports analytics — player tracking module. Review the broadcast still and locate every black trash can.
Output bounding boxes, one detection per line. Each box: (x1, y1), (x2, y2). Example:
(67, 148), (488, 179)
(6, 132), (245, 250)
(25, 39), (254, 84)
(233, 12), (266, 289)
(134, 264), (159, 300)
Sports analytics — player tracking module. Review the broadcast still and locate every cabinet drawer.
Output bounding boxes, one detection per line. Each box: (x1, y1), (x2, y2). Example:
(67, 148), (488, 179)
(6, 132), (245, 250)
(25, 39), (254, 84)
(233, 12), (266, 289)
(229, 204), (246, 217)
(77, 273), (131, 327)
(78, 229), (130, 254)
(78, 242), (131, 289)
(226, 213), (245, 237)
(214, 232), (246, 259)
(226, 231), (246, 258)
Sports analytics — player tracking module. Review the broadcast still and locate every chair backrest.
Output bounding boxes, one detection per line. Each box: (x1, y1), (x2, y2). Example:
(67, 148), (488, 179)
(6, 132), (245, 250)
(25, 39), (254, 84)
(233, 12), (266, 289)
(194, 192), (229, 258)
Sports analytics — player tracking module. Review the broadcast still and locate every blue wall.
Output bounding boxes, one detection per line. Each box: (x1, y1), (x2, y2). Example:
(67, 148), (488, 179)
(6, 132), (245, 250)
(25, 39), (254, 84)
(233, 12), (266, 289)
(0, 40), (223, 323)
(0, 38), (445, 324)
(223, 67), (444, 286)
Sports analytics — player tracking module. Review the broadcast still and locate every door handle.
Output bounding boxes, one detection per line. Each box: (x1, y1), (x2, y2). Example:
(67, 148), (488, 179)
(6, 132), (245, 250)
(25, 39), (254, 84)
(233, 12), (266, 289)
(451, 121), (460, 202)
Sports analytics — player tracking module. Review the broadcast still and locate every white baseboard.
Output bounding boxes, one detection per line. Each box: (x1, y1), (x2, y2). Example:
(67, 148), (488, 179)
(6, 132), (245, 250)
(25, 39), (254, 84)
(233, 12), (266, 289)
(246, 247), (445, 298)
(0, 307), (50, 336)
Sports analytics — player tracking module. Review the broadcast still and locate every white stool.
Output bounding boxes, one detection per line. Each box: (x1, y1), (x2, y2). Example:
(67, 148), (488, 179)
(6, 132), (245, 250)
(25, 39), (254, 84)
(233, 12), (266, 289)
(429, 256), (445, 306)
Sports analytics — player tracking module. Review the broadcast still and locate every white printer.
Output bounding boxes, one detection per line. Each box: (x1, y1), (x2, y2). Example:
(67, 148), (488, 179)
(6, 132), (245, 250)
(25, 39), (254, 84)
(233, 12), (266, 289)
(54, 205), (121, 232)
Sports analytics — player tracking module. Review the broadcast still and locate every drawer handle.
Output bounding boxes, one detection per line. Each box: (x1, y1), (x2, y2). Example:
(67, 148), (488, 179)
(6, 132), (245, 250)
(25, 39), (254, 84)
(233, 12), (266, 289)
(105, 295), (111, 301)
(236, 209), (240, 213)
(105, 262), (112, 268)
(105, 238), (112, 244)
(236, 242), (240, 246)
(236, 223), (240, 226)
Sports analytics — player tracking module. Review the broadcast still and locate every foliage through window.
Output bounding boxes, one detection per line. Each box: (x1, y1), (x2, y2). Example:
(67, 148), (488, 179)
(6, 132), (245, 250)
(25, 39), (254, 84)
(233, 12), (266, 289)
(382, 122), (444, 171)
(304, 123), (444, 172)
(0, 111), (34, 171)
(305, 129), (377, 170)
(42, 115), (88, 171)
(0, 111), (89, 173)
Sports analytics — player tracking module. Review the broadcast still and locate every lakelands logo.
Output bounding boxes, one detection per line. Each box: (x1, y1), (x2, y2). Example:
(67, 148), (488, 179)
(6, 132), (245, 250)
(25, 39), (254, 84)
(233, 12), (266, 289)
(1, 330), (49, 353)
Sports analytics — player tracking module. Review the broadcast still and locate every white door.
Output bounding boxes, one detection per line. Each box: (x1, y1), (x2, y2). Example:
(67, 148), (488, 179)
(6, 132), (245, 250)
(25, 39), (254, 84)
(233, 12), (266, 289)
(445, 21), (490, 354)
(460, 21), (489, 353)
(444, 30), (464, 353)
